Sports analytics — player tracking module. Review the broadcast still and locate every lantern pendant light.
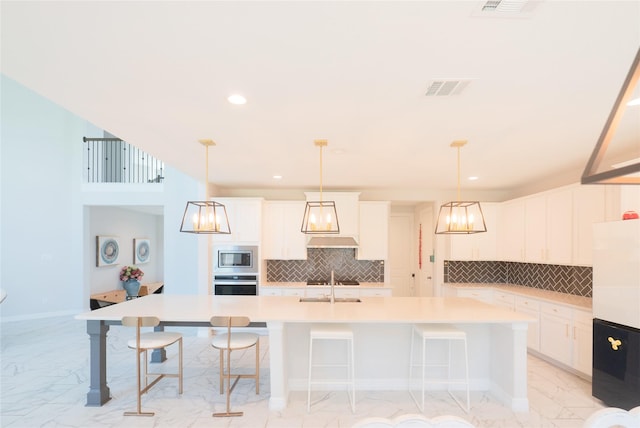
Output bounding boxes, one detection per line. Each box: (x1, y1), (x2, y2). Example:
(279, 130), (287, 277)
(179, 139), (231, 234)
(301, 139), (340, 234)
(435, 140), (487, 234)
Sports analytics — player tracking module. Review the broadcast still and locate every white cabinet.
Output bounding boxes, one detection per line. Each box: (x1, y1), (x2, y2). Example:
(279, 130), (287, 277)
(259, 287), (282, 296)
(359, 288), (392, 297)
(572, 185), (605, 266)
(493, 290), (515, 310)
(304, 192), (360, 238)
(572, 309), (593, 376)
(498, 200), (525, 261)
(515, 296), (540, 351)
(447, 286), (493, 304)
(281, 287), (305, 297)
(540, 301), (573, 366)
(357, 201), (390, 260)
(524, 189), (572, 264)
(262, 201), (307, 260)
(449, 203), (498, 261)
(212, 198), (263, 244)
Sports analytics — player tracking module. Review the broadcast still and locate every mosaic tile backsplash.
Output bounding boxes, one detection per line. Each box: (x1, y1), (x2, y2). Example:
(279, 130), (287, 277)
(267, 248), (384, 283)
(444, 260), (593, 297)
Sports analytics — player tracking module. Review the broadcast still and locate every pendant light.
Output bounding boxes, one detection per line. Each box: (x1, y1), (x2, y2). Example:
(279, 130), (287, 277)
(301, 139), (340, 234)
(435, 140), (487, 234)
(179, 139), (231, 234)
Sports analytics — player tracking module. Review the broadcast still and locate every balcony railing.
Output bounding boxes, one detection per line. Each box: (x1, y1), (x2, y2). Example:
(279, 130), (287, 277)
(83, 137), (164, 184)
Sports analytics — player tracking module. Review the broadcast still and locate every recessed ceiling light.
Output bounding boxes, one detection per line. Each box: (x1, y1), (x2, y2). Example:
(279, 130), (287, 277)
(627, 97), (640, 107)
(468, 176), (479, 181)
(227, 94), (246, 105)
(273, 175), (283, 180)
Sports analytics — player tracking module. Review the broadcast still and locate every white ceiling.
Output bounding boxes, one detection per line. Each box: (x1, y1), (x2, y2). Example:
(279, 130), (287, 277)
(2, 1), (639, 201)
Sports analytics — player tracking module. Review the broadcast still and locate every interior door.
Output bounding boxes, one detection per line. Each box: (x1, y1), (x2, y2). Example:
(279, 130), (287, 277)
(389, 212), (415, 296)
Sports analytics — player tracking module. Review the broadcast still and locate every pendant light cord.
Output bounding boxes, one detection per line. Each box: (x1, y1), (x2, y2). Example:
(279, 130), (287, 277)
(319, 143), (323, 203)
(205, 144), (210, 201)
(457, 145), (461, 202)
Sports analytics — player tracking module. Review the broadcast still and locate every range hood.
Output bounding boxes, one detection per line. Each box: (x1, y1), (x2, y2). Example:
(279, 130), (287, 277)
(306, 236), (359, 248)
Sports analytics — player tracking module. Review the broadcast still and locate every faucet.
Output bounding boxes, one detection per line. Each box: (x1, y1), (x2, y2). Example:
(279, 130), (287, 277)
(330, 270), (335, 304)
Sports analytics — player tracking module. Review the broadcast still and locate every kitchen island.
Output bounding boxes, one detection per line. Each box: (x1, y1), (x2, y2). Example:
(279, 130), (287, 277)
(76, 294), (533, 411)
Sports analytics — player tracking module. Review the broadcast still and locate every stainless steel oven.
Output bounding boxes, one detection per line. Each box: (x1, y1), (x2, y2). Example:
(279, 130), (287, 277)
(213, 274), (258, 296)
(213, 245), (259, 295)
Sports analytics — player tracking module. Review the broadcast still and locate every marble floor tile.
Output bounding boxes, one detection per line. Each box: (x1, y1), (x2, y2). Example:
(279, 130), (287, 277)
(1, 315), (606, 427)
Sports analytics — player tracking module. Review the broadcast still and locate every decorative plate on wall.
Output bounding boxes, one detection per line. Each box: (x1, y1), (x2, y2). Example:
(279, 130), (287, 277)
(134, 238), (150, 264)
(96, 236), (119, 267)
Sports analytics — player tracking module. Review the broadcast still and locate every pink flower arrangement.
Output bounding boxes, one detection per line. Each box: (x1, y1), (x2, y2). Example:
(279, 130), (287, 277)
(120, 265), (144, 282)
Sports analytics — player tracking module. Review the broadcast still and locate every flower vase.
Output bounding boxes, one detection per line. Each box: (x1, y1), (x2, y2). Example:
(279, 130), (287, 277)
(123, 279), (141, 299)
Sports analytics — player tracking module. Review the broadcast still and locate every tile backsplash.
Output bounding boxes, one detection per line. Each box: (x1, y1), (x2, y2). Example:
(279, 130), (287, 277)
(444, 260), (592, 297)
(267, 248), (384, 282)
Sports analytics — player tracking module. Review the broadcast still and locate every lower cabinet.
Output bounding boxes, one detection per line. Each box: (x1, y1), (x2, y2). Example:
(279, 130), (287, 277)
(446, 285), (592, 377)
(516, 296), (540, 352)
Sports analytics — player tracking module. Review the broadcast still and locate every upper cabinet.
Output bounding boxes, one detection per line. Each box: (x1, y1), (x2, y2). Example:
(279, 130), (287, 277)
(212, 198), (263, 244)
(572, 186), (606, 266)
(524, 188), (573, 265)
(304, 192), (360, 238)
(448, 203), (498, 261)
(498, 199), (525, 261)
(357, 201), (390, 260)
(262, 201), (307, 260)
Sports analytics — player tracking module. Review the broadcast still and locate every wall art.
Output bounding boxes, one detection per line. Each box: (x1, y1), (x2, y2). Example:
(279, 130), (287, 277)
(96, 236), (120, 267)
(134, 238), (150, 264)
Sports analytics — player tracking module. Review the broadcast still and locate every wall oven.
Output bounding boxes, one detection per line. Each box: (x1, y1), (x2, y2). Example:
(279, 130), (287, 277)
(213, 245), (259, 296)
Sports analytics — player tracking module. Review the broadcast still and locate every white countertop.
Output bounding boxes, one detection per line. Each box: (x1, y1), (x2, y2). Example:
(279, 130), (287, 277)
(76, 294), (533, 324)
(445, 283), (592, 310)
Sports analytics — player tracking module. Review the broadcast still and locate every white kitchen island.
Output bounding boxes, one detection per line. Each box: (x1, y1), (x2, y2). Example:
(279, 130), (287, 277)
(76, 294), (533, 412)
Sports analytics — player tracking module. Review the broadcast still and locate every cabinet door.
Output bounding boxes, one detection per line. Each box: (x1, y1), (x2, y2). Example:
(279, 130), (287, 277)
(359, 288), (392, 297)
(546, 189), (573, 264)
(540, 303), (572, 366)
(259, 287), (282, 296)
(572, 310), (593, 376)
(498, 200), (525, 261)
(262, 201), (307, 260)
(357, 202), (390, 260)
(573, 186), (605, 265)
(493, 291), (515, 310)
(456, 288), (493, 304)
(525, 196), (547, 263)
(213, 198), (262, 244)
(516, 296), (540, 351)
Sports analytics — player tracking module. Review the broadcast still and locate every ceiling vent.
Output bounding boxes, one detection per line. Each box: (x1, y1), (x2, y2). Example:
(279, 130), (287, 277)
(475, 0), (538, 17)
(425, 79), (471, 97)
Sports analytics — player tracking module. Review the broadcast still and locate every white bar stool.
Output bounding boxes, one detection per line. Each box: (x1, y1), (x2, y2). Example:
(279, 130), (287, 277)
(409, 323), (470, 413)
(307, 323), (355, 413)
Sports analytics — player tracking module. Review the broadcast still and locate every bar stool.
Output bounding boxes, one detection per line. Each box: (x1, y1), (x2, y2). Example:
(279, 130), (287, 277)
(409, 323), (470, 413)
(122, 316), (183, 417)
(307, 324), (355, 413)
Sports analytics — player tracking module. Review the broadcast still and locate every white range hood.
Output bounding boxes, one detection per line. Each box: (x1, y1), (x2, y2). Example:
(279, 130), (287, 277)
(306, 236), (359, 248)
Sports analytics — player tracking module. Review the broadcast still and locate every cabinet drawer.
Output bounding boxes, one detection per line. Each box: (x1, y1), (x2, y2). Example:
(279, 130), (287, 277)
(259, 288), (281, 296)
(281, 288), (305, 297)
(515, 296), (540, 311)
(457, 289), (493, 303)
(494, 291), (515, 306)
(306, 288), (329, 298)
(540, 301), (572, 318)
(335, 288), (359, 298)
(573, 309), (593, 325)
(360, 288), (392, 297)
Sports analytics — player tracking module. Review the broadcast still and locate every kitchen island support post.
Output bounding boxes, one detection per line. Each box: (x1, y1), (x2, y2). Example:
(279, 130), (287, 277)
(86, 320), (110, 406)
(267, 321), (287, 410)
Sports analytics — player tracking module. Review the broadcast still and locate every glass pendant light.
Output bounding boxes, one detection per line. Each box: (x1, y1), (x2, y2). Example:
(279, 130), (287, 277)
(301, 139), (340, 234)
(179, 139), (231, 234)
(435, 140), (487, 234)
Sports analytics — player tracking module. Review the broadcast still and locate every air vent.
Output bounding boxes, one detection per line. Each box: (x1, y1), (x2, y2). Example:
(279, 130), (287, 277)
(425, 80), (471, 97)
(476, 0), (538, 16)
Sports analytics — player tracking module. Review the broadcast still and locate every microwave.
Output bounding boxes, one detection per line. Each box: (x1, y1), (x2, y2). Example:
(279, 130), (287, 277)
(214, 245), (258, 273)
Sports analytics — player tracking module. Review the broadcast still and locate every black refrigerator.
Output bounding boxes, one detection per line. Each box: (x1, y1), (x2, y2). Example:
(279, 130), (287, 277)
(592, 220), (640, 410)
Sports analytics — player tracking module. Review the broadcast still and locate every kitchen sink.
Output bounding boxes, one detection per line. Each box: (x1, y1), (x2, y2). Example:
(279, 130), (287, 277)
(299, 297), (362, 303)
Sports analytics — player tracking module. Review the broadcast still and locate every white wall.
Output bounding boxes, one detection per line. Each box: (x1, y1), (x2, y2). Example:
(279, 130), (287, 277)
(1, 75), (203, 320)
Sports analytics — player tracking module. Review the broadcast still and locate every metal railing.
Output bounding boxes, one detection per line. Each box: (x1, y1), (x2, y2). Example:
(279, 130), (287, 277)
(83, 137), (164, 184)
